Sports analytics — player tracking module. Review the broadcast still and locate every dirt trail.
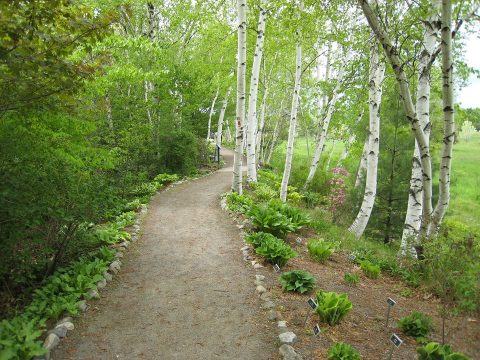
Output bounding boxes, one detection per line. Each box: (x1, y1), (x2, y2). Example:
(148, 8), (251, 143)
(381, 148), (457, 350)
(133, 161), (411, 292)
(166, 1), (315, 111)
(53, 149), (276, 360)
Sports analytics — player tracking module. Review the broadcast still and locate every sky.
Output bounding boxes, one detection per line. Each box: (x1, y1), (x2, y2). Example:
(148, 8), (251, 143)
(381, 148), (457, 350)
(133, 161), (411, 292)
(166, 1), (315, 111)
(458, 32), (480, 109)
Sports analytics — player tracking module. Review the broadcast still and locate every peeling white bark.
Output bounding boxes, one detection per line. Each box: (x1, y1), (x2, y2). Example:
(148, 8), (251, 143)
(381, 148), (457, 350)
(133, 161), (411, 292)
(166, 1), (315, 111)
(256, 86), (268, 163)
(354, 137), (368, 188)
(216, 88), (231, 148)
(207, 87), (219, 140)
(232, 0), (247, 194)
(246, 0), (267, 182)
(348, 39), (385, 239)
(280, 0), (303, 202)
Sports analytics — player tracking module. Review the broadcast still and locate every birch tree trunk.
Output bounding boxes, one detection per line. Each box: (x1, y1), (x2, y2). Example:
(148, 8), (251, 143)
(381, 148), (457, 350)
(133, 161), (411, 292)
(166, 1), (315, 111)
(359, 0), (434, 231)
(428, 0), (455, 235)
(304, 54), (347, 190)
(280, 1), (303, 202)
(144, 81), (153, 125)
(207, 87), (219, 139)
(400, 1), (440, 255)
(232, 0), (247, 194)
(216, 88), (231, 148)
(225, 120), (233, 143)
(348, 39), (385, 239)
(256, 86), (268, 164)
(246, 0), (267, 182)
(354, 137), (368, 188)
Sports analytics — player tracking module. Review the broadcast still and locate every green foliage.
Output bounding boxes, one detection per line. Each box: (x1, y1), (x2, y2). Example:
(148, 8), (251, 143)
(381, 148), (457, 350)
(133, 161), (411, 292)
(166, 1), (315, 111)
(279, 270), (316, 294)
(248, 204), (296, 237)
(360, 260), (381, 279)
(91, 224), (131, 245)
(255, 236), (297, 266)
(398, 311), (432, 342)
(244, 232), (278, 248)
(154, 173), (180, 185)
(315, 290), (353, 326)
(344, 272), (360, 285)
(327, 342), (362, 360)
(307, 239), (335, 263)
(303, 191), (324, 208)
(123, 199), (143, 212)
(287, 191), (304, 204)
(0, 247), (114, 359)
(225, 192), (254, 214)
(252, 182), (278, 201)
(268, 200), (311, 230)
(416, 342), (471, 360)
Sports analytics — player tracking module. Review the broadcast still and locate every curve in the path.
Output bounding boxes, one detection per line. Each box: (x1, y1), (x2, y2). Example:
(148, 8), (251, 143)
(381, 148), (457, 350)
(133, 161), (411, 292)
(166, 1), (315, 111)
(52, 149), (275, 360)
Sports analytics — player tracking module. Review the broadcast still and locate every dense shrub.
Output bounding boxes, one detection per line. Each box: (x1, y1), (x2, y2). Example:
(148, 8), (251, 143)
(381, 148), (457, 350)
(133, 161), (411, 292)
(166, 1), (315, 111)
(248, 204), (295, 237)
(360, 260), (381, 279)
(416, 342), (470, 360)
(280, 270), (316, 294)
(225, 192), (254, 214)
(245, 232), (278, 248)
(307, 239), (335, 263)
(315, 290), (352, 326)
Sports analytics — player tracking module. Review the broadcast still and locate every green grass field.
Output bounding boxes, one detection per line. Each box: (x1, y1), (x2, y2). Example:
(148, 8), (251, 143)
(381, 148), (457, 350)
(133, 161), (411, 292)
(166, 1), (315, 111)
(447, 133), (480, 231)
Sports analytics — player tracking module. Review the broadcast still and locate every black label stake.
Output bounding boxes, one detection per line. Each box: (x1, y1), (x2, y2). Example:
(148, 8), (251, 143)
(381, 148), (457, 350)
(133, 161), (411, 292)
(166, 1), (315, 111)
(387, 334), (403, 360)
(386, 297), (396, 327)
(304, 298), (318, 326)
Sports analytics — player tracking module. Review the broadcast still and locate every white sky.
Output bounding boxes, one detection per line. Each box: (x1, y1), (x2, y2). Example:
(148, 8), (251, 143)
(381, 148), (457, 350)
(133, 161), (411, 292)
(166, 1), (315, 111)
(458, 32), (480, 109)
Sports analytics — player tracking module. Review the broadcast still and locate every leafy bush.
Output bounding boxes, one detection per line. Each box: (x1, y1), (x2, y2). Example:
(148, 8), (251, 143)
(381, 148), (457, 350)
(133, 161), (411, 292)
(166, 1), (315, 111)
(398, 311), (432, 341)
(307, 239), (335, 263)
(254, 183), (278, 201)
(123, 199), (143, 212)
(154, 173), (179, 185)
(417, 342), (471, 360)
(315, 290), (352, 326)
(344, 272), (360, 285)
(225, 192), (254, 214)
(114, 211), (137, 228)
(328, 342), (362, 360)
(360, 260), (381, 279)
(248, 204), (295, 237)
(280, 270), (316, 294)
(0, 247), (114, 359)
(255, 236), (297, 266)
(130, 182), (158, 197)
(303, 191), (323, 208)
(268, 200), (311, 230)
(91, 224), (131, 245)
(245, 232), (278, 248)
(287, 191), (304, 204)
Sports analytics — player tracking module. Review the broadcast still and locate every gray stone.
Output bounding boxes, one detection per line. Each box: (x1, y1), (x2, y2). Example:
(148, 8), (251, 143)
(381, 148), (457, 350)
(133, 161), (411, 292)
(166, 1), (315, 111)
(268, 310), (278, 321)
(87, 289), (100, 299)
(254, 279), (264, 286)
(103, 272), (113, 282)
(76, 300), (87, 312)
(278, 320), (288, 328)
(241, 246), (250, 251)
(243, 255), (252, 261)
(261, 301), (275, 309)
(109, 260), (121, 273)
(119, 241), (129, 248)
(255, 275), (265, 281)
(253, 263), (264, 269)
(260, 292), (272, 301)
(49, 326), (67, 338)
(279, 332), (297, 345)
(56, 321), (74, 331)
(115, 252), (124, 258)
(279, 344), (303, 360)
(133, 224), (140, 231)
(56, 317), (73, 326)
(97, 278), (107, 289)
(131, 235), (139, 242)
(43, 333), (60, 349)
(251, 260), (257, 266)
(256, 285), (267, 294)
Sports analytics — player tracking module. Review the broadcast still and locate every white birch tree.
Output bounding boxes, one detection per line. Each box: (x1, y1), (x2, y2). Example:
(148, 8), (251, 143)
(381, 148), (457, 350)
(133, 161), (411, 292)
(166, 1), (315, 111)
(207, 87), (219, 139)
(232, 0), (247, 194)
(280, 0), (303, 202)
(216, 88), (231, 147)
(348, 38), (385, 239)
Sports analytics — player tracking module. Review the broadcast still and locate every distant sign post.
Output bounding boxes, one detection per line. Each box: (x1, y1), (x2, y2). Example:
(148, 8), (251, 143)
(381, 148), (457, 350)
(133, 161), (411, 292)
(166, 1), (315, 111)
(273, 264), (281, 272)
(304, 298), (318, 326)
(386, 298), (396, 327)
(387, 333), (403, 360)
(313, 324), (321, 336)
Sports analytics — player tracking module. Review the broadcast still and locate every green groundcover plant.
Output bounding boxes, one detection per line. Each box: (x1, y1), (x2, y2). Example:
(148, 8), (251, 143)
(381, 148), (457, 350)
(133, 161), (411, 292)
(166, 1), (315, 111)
(328, 342), (362, 360)
(398, 311), (432, 342)
(315, 290), (353, 326)
(245, 232), (279, 248)
(360, 260), (381, 279)
(280, 270), (316, 294)
(416, 342), (471, 360)
(308, 239), (335, 263)
(255, 236), (297, 266)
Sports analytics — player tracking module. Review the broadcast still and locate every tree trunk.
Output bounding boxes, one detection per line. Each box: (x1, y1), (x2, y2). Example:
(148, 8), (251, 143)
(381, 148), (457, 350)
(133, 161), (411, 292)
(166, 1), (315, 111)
(304, 53), (347, 190)
(429, 0), (455, 235)
(280, 1), (303, 202)
(246, 0), (267, 182)
(348, 39), (385, 239)
(256, 86), (268, 164)
(232, 0), (247, 194)
(400, 0), (441, 255)
(355, 138), (369, 188)
(216, 88), (231, 148)
(207, 87), (219, 140)
(359, 0), (434, 232)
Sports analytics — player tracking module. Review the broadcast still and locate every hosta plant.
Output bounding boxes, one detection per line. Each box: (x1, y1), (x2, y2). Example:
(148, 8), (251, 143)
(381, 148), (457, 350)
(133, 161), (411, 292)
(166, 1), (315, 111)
(245, 232), (279, 248)
(255, 236), (297, 266)
(360, 260), (381, 279)
(315, 290), (352, 326)
(416, 342), (471, 360)
(308, 239), (335, 263)
(269, 200), (311, 230)
(328, 342), (362, 360)
(225, 192), (254, 214)
(398, 311), (432, 342)
(280, 270), (316, 294)
(344, 272), (360, 285)
(248, 204), (295, 237)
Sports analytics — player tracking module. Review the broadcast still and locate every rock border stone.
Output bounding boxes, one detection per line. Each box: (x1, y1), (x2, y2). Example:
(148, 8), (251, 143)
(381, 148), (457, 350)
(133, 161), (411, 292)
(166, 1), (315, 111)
(221, 195), (303, 360)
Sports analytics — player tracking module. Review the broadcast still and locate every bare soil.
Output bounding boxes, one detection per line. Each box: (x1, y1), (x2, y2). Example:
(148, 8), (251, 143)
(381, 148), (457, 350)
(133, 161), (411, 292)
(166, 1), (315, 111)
(52, 149), (277, 360)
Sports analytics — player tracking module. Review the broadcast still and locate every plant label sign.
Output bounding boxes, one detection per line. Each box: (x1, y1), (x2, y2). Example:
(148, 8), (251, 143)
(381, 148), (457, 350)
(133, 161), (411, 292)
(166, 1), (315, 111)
(307, 298), (318, 310)
(313, 324), (321, 336)
(348, 254), (356, 261)
(390, 333), (403, 348)
(387, 298), (396, 306)
(273, 264), (281, 272)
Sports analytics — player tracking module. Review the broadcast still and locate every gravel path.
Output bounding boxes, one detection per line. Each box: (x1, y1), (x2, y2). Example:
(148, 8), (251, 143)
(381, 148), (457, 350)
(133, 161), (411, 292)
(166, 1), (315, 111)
(52, 149), (276, 360)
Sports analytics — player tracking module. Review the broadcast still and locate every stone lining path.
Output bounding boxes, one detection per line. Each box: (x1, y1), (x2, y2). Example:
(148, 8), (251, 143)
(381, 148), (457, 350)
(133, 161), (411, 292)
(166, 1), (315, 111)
(52, 149), (276, 360)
